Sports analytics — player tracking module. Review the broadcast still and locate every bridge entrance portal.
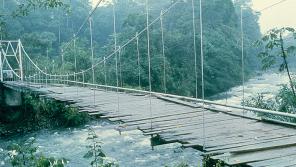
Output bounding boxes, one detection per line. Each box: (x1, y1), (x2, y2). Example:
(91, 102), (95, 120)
(0, 40), (23, 82)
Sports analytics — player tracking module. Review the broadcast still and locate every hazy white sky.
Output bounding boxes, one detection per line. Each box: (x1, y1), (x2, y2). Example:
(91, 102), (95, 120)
(252, 0), (296, 33)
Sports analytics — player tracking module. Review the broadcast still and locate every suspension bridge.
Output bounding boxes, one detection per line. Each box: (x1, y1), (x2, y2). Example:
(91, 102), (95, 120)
(1, 0), (296, 166)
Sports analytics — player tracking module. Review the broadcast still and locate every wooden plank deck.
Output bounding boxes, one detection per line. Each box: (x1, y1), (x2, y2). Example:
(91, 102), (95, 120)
(3, 81), (296, 167)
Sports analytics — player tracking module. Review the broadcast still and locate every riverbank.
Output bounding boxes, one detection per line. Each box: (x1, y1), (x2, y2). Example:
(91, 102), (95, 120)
(0, 92), (90, 137)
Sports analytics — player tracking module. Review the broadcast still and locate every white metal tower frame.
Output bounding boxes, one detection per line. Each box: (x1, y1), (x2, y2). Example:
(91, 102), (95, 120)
(0, 39), (24, 81)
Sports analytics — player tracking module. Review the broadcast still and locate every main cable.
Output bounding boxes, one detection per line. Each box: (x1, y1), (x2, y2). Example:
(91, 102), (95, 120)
(24, 0), (182, 78)
(160, 10), (167, 94)
(63, 0), (105, 51)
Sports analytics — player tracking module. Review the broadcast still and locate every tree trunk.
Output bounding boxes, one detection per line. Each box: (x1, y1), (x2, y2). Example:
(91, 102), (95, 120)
(283, 56), (296, 97)
(280, 33), (296, 98)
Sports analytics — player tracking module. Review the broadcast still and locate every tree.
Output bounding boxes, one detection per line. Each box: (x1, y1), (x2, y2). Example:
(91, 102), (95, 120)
(13, 0), (69, 17)
(114, 0), (261, 96)
(256, 27), (296, 98)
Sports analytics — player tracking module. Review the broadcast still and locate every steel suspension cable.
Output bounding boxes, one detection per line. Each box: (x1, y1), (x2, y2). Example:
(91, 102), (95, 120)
(73, 35), (77, 72)
(146, 0), (153, 131)
(104, 56), (107, 88)
(115, 47), (119, 112)
(136, 32), (141, 88)
(70, 0), (181, 76)
(191, 0), (206, 150)
(199, 0), (206, 150)
(89, 17), (95, 84)
(160, 10), (167, 94)
(241, 7), (245, 112)
(89, 16), (96, 105)
(61, 49), (64, 72)
(119, 48), (122, 87)
(191, 0), (198, 100)
(20, 0), (182, 78)
(113, 2), (119, 113)
(113, 3), (117, 52)
(62, 0), (105, 51)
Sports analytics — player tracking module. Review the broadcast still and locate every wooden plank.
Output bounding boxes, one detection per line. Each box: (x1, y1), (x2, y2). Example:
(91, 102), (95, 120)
(139, 113), (240, 132)
(159, 118), (257, 140)
(209, 135), (296, 156)
(212, 146), (296, 165)
(182, 125), (287, 150)
(199, 127), (286, 151)
(248, 153), (296, 167)
(183, 126), (284, 149)
(204, 126), (292, 148)
(120, 109), (211, 123)
(142, 115), (242, 136)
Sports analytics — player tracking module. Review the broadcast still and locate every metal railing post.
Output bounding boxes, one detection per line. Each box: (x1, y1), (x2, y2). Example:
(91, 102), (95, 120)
(82, 72), (85, 87)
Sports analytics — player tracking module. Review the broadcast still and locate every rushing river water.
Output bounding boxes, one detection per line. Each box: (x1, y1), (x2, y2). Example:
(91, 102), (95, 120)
(212, 71), (290, 105)
(0, 71), (292, 167)
(0, 120), (202, 167)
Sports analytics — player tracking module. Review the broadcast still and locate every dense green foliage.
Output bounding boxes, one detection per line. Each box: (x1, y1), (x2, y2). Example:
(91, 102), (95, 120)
(1, 0), (261, 97)
(1, 129), (118, 167)
(243, 82), (296, 122)
(246, 27), (296, 122)
(256, 27), (296, 97)
(12, 0), (69, 17)
(2, 137), (67, 167)
(0, 93), (89, 136)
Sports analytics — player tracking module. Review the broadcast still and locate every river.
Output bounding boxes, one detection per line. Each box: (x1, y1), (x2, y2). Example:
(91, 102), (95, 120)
(212, 71), (290, 105)
(0, 120), (202, 167)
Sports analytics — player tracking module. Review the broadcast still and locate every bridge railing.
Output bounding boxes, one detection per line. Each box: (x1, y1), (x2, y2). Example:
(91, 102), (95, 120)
(2, 0), (296, 141)
(22, 76), (296, 123)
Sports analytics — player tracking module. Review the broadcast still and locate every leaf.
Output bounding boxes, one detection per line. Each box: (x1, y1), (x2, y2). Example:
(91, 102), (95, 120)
(272, 28), (281, 34)
(83, 151), (93, 159)
(258, 52), (268, 58)
(53, 159), (65, 167)
(261, 55), (276, 70)
(98, 151), (106, 157)
(266, 41), (274, 49)
(36, 156), (51, 167)
(254, 40), (263, 47)
(270, 33), (277, 39)
(262, 35), (269, 41)
(286, 27), (295, 32)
